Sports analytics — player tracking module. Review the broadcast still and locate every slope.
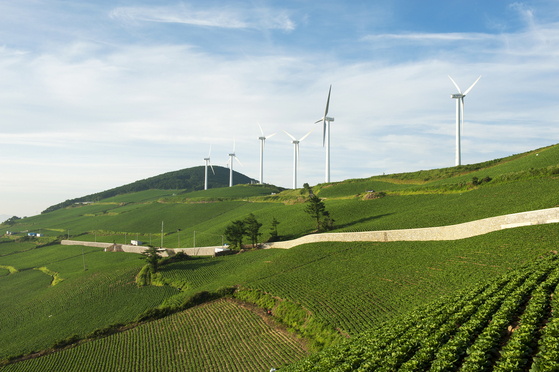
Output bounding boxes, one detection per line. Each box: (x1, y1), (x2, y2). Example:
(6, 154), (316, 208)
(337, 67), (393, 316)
(41, 165), (258, 214)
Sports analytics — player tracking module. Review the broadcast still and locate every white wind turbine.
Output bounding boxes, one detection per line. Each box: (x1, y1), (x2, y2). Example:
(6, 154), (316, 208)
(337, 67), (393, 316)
(448, 75), (481, 166)
(257, 122), (276, 185)
(315, 85), (334, 183)
(203, 145), (215, 191)
(283, 127), (316, 189)
(226, 140), (242, 187)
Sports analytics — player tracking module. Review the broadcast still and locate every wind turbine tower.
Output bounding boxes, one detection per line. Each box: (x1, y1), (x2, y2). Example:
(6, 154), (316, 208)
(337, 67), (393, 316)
(315, 85), (334, 183)
(257, 122), (276, 185)
(283, 127), (316, 189)
(203, 145), (215, 190)
(448, 75), (481, 166)
(226, 140), (242, 187)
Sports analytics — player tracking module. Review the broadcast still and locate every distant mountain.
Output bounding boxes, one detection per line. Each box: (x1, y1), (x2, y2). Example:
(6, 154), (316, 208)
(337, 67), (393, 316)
(42, 166), (256, 214)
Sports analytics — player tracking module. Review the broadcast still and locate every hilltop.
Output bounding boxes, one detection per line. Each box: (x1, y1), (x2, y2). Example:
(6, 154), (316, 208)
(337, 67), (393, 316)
(41, 165), (259, 214)
(0, 142), (558, 371)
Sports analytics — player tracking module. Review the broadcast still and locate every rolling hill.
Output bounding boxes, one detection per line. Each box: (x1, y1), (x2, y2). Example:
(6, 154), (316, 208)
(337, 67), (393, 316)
(41, 165), (260, 214)
(1, 143), (558, 371)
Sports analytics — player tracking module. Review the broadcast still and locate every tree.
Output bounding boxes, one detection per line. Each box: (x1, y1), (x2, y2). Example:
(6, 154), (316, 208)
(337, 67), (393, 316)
(320, 211), (335, 231)
(304, 195), (327, 231)
(2, 216), (21, 226)
(224, 220), (246, 249)
(269, 217), (280, 241)
(140, 245), (162, 272)
(244, 213), (263, 247)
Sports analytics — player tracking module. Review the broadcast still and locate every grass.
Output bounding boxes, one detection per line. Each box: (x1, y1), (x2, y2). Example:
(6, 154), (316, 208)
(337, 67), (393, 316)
(1, 142), (558, 369)
(0, 243), (178, 359)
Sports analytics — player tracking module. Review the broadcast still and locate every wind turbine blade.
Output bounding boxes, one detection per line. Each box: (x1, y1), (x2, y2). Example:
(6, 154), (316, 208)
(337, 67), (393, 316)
(322, 121), (326, 146)
(208, 144), (212, 158)
(257, 122), (264, 137)
(324, 85), (332, 117)
(463, 75), (481, 96)
(448, 75), (462, 93)
(283, 130), (296, 141)
(233, 137), (235, 153)
(267, 132), (277, 139)
(314, 118), (324, 124)
(301, 126), (317, 142)
(209, 161), (215, 175)
(235, 156), (243, 166)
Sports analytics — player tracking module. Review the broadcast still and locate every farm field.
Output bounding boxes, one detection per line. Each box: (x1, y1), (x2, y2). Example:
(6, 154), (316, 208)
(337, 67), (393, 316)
(156, 224), (559, 339)
(283, 253), (559, 371)
(6, 175), (559, 248)
(0, 299), (307, 372)
(0, 243), (179, 359)
(1, 142), (558, 370)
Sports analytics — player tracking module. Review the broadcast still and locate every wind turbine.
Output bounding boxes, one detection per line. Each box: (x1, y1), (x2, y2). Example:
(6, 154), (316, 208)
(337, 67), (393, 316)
(283, 127), (316, 189)
(315, 85), (334, 183)
(203, 145), (215, 190)
(226, 140), (242, 187)
(257, 122), (276, 185)
(448, 75), (481, 166)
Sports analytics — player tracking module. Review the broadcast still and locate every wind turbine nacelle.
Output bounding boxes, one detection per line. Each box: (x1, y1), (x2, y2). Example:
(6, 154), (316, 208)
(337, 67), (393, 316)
(204, 157), (210, 161)
(451, 94), (463, 99)
(258, 136), (266, 140)
(326, 117), (335, 122)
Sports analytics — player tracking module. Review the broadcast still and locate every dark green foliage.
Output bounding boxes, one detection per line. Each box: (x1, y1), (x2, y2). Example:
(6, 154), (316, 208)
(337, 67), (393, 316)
(304, 195), (329, 231)
(269, 216), (280, 241)
(2, 216), (21, 226)
(42, 166), (256, 213)
(244, 213), (262, 247)
(140, 246), (161, 272)
(224, 220), (246, 249)
(52, 334), (80, 349)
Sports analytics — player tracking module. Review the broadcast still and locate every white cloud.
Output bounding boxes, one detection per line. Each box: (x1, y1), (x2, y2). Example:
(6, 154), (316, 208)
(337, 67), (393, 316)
(109, 4), (295, 31)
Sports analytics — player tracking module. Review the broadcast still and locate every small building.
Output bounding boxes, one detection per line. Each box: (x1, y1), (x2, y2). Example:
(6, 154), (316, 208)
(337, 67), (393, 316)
(28, 232), (37, 237)
(131, 240), (143, 246)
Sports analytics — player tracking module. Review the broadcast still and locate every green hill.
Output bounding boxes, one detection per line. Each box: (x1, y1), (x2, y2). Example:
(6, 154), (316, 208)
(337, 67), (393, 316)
(1, 143), (558, 370)
(41, 165), (258, 214)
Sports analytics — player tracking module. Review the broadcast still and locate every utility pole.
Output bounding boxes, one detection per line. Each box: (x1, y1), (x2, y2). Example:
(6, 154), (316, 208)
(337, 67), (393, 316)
(81, 247), (86, 271)
(161, 221), (164, 248)
(177, 229), (181, 248)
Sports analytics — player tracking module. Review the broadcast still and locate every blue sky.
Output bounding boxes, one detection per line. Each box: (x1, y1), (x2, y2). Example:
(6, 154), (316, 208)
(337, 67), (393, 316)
(1, 0), (558, 218)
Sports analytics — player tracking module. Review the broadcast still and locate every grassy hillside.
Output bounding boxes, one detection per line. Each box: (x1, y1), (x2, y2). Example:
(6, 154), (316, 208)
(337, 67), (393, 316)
(41, 165), (258, 214)
(0, 242), (178, 359)
(1, 143), (558, 370)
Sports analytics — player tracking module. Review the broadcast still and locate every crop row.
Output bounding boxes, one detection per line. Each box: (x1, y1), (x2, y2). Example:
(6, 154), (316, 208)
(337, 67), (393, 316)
(0, 300), (307, 372)
(282, 254), (559, 371)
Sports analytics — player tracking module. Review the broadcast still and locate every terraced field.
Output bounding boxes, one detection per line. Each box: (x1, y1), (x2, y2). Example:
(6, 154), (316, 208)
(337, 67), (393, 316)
(0, 300), (306, 372)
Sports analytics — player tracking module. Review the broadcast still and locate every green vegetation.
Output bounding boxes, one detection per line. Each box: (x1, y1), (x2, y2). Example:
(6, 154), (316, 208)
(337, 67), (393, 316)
(0, 300), (306, 372)
(1, 142), (558, 370)
(42, 165), (257, 213)
(0, 244), (178, 359)
(283, 253), (559, 371)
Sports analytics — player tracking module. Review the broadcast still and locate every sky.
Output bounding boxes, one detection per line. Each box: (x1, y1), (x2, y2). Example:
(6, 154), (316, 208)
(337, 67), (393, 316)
(1, 0), (559, 219)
